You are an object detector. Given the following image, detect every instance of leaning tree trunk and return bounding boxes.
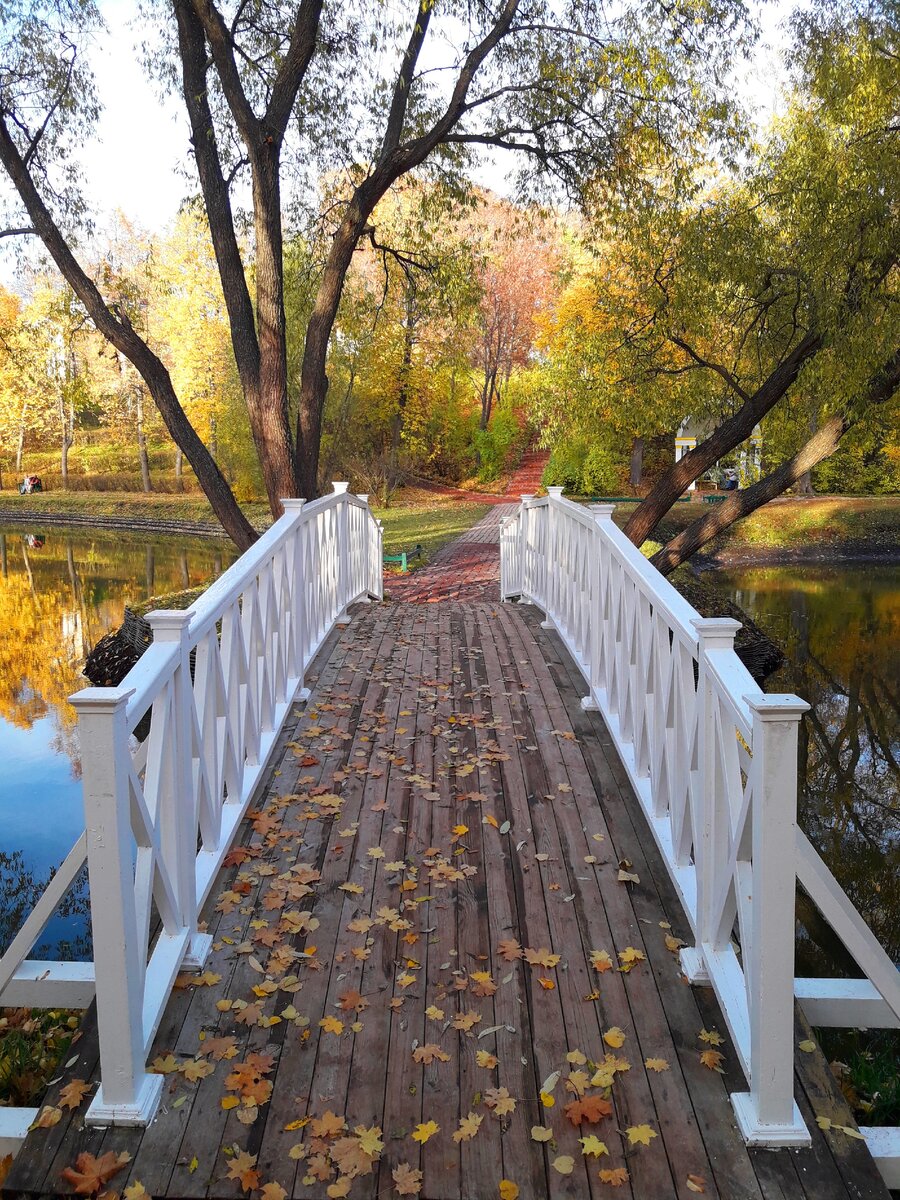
[623,331,822,548]
[136,390,152,493]
[174,446,184,491]
[629,436,644,488]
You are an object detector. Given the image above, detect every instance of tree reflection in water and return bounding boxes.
[0,526,235,959]
[715,563,900,970]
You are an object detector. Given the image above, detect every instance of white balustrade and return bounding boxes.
[0,487,382,1143]
[500,491,900,1178]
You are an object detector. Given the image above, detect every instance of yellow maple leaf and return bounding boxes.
[699,1049,725,1072]
[411,1120,439,1144]
[603,1026,626,1048]
[452,1112,483,1143]
[123,1184,150,1200]
[498,1181,519,1200]
[580,1135,609,1158]
[644,1057,670,1073]
[476,1050,499,1069]
[626,1124,657,1146]
[221,1095,240,1110]
[618,947,645,973]
[590,949,613,973]
[319,1016,344,1035]
[425,1004,445,1020]
[698,1028,724,1046]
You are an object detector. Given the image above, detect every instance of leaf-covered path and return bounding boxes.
[7,602,888,1200]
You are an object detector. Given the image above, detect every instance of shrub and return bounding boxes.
[542,440,588,491]
[473,408,523,483]
[580,443,623,496]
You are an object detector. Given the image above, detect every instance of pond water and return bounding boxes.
[0,525,236,960]
[713,563,900,973]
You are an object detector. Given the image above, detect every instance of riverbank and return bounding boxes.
[652,495,900,567]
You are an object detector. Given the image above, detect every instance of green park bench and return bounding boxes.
[702,494,728,505]
[384,543,423,572]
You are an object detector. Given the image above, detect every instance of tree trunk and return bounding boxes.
[209,415,218,461]
[136,390,152,493]
[174,446,184,491]
[61,428,70,489]
[0,112,258,551]
[651,347,900,574]
[386,284,416,500]
[296,200,373,498]
[629,436,644,488]
[15,421,23,474]
[623,331,822,547]
[796,413,817,495]
[0,534,7,578]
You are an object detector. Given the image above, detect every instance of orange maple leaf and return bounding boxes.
[563,1095,613,1126]
[60,1150,131,1195]
[58,1079,91,1110]
[598,1166,630,1187]
[413,1043,451,1064]
[523,946,560,968]
[497,938,523,961]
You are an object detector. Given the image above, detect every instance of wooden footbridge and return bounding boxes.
[2,488,898,1199]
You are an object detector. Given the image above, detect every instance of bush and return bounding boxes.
[542,440,588,491]
[580,443,623,495]
[473,408,524,483]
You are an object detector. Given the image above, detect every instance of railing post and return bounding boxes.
[731,693,810,1146]
[541,486,564,628]
[581,504,616,712]
[145,610,212,972]
[332,482,351,619]
[517,495,533,602]
[69,687,163,1127]
[681,617,742,982]
[375,518,384,600]
[281,498,310,701]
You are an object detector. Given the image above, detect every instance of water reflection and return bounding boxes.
[714,564,900,969]
[0,525,236,957]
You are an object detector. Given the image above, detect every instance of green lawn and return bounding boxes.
[373,498,490,565]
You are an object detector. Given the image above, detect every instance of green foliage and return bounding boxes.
[542,440,588,491]
[0,1008,80,1106]
[472,408,523,483]
[817,1029,900,1127]
[580,443,623,495]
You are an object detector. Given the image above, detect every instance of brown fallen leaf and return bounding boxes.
[413,1043,451,1064]
[452,1112,484,1143]
[598,1166,630,1186]
[30,1106,62,1129]
[523,947,560,968]
[58,1080,92,1110]
[564,1095,613,1126]
[224,1148,260,1191]
[60,1150,131,1195]
[687,1174,707,1193]
[392,1162,423,1195]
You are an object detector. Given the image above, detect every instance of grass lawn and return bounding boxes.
[649,494,900,554]
[0,485,490,565]
[373,493,490,565]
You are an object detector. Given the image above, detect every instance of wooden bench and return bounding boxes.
[383,543,422,572]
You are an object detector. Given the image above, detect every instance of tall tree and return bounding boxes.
[0,0,748,542]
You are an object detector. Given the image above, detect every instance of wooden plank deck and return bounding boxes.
[5,600,889,1200]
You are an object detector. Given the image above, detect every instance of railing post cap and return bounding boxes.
[692,616,742,642]
[356,493,369,503]
[546,486,565,497]
[331,481,350,494]
[280,497,307,511]
[519,493,534,502]
[744,693,810,720]
[145,608,193,636]
[591,503,616,519]
[69,686,134,712]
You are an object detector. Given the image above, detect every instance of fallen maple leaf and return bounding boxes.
[590,949,613,973]
[617,947,645,972]
[123,1183,150,1200]
[698,1028,724,1046]
[150,1053,180,1074]
[598,1166,630,1186]
[310,1110,347,1138]
[564,1095,613,1126]
[225,1148,260,1191]
[523,947,560,968]
[484,1086,516,1116]
[338,988,369,1013]
[580,1135,609,1158]
[452,1112,483,1142]
[496,936,525,964]
[602,1026,626,1048]
[644,1057,670,1073]
[625,1124,657,1146]
[260,1184,288,1200]
[413,1043,450,1064]
[476,1050,498,1069]
[699,1049,725,1072]
[182,1057,215,1082]
[58,1079,91,1110]
[498,1181,520,1200]
[319,1015,344,1035]
[392,1162,423,1195]
[60,1150,131,1195]
[411,1119,439,1144]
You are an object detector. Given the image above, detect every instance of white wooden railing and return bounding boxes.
[0,485,382,1146]
[501,489,900,1182]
